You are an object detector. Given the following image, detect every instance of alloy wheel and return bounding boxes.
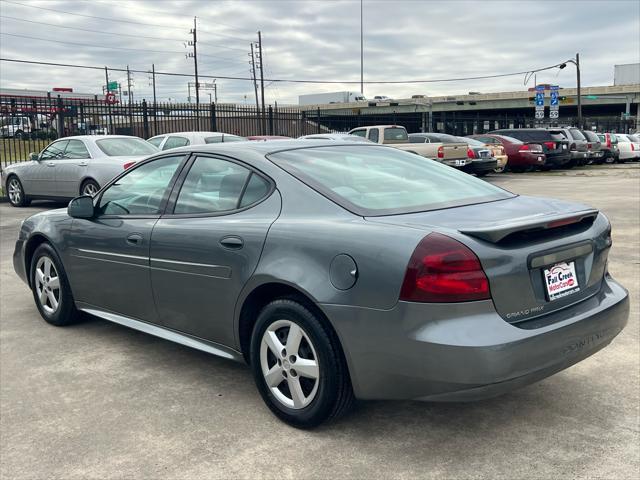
[34,256,61,315]
[260,319,320,409]
[8,178,22,205]
[82,182,99,196]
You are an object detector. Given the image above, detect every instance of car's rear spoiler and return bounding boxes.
[459,209,599,243]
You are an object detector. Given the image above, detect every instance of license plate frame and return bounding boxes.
[543,261,580,301]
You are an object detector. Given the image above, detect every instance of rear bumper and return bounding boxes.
[462,158,498,174]
[323,276,628,401]
[546,152,572,167]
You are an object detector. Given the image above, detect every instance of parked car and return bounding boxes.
[373,95,391,102]
[491,128,572,168]
[349,126,470,169]
[454,136,498,176]
[581,130,603,164]
[469,134,546,173]
[147,131,246,150]
[298,133,371,142]
[463,136,508,173]
[596,133,620,164]
[14,141,629,428]
[247,135,292,141]
[1,135,158,207]
[615,134,640,162]
[547,127,589,167]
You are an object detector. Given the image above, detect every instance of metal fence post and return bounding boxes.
[268,105,274,135]
[316,107,321,134]
[56,96,65,138]
[210,103,217,132]
[142,100,150,138]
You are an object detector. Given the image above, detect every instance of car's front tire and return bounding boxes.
[250,299,354,428]
[30,243,82,327]
[6,175,30,207]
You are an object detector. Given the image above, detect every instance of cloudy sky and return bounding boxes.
[0,0,638,104]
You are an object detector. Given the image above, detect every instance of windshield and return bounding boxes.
[269,146,513,216]
[96,137,159,156]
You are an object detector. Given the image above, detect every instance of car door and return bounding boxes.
[55,138,92,197]
[23,140,68,196]
[149,154,280,347]
[65,154,188,322]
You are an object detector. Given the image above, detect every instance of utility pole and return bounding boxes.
[104,66,113,133]
[257,31,266,134]
[188,83,192,103]
[576,53,582,129]
[188,17,200,107]
[126,65,133,104]
[151,63,157,108]
[250,43,260,114]
[360,0,364,96]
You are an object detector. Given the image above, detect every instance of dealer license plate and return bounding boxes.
[543,261,580,301]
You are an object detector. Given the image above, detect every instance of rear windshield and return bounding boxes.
[496,135,523,144]
[383,127,408,142]
[616,135,630,142]
[268,146,513,216]
[627,134,639,142]
[569,129,586,141]
[583,130,600,142]
[96,137,158,156]
[427,134,459,143]
[497,130,551,141]
[459,137,484,147]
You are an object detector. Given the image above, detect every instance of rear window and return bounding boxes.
[96,137,158,156]
[627,134,639,142]
[616,135,630,142]
[383,127,408,142]
[583,131,600,142]
[427,134,459,143]
[498,130,551,141]
[268,146,513,216]
[569,129,586,141]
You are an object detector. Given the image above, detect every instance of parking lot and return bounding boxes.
[1,165,638,479]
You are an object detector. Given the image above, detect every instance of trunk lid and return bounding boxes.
[366,195,611,325]
[441,143,468,160]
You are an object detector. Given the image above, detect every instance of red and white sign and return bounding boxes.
[544,261,580,301]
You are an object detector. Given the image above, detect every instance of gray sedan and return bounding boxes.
[1,135,159,206]
[13,141,629,428]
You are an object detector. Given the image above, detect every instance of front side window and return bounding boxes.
[40,140,69,160]
[368,129,379,143]
[173,156,270,214]
[163,136,190,150]
[64,139,90,159]
[96,137,158,156]
[97,155,184,216]
[269,146,513,216]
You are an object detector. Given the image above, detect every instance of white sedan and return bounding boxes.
[1,135,158,207]
[615,134,640,161]
[147,131,246,150]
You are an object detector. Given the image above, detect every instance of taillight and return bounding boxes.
[632,143,636,151]
[400,233,491,303]
[587,143,592,149]
[606,134,611,148]
[123,161,136,169]
[519,144,530,152]
[467,148,475,159]
[570,143,577,151]
[544,141,555,150]
[437,146,444,159]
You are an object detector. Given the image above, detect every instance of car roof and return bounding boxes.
[58,135,144,141]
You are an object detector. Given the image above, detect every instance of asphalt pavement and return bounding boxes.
[1,165,638,479]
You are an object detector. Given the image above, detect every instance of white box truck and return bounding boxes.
[299,91,366,105]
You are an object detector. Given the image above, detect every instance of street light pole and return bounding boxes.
[559,53,582,128]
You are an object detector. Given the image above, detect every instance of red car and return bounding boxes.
[469,134,546,173]
[247,135,291,141]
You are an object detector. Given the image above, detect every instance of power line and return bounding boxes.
[2,0,190,30]
[0,32,246,62]
[0,57,571,85]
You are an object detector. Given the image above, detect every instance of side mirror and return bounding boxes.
[29,152,39,161]
[67,196,95,219]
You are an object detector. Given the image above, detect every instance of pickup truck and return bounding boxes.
[348,125,470,168]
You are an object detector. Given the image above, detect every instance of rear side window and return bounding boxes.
[350,129,366,137]
[147,136,164,148]
[173,157,270,215]
[383,128,408,142]
[368,129,379,142]
[163,136,190,150]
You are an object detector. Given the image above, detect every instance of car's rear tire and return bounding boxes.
[80,178,100,197]
[250,298,354,428]
[30,243,82,327]
[6,175,30,207]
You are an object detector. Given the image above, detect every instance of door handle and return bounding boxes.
[220,236,244,249]
[126,233,143,246]
[47,162,55,167]
[78,162,88,167]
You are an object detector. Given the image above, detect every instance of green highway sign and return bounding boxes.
[107,81,119,91]
[585,95,598,100]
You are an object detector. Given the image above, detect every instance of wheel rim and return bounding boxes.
[82,182,98,196]
[8,178,22,204]
[260,319,320,409]
[34,256,61,315]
